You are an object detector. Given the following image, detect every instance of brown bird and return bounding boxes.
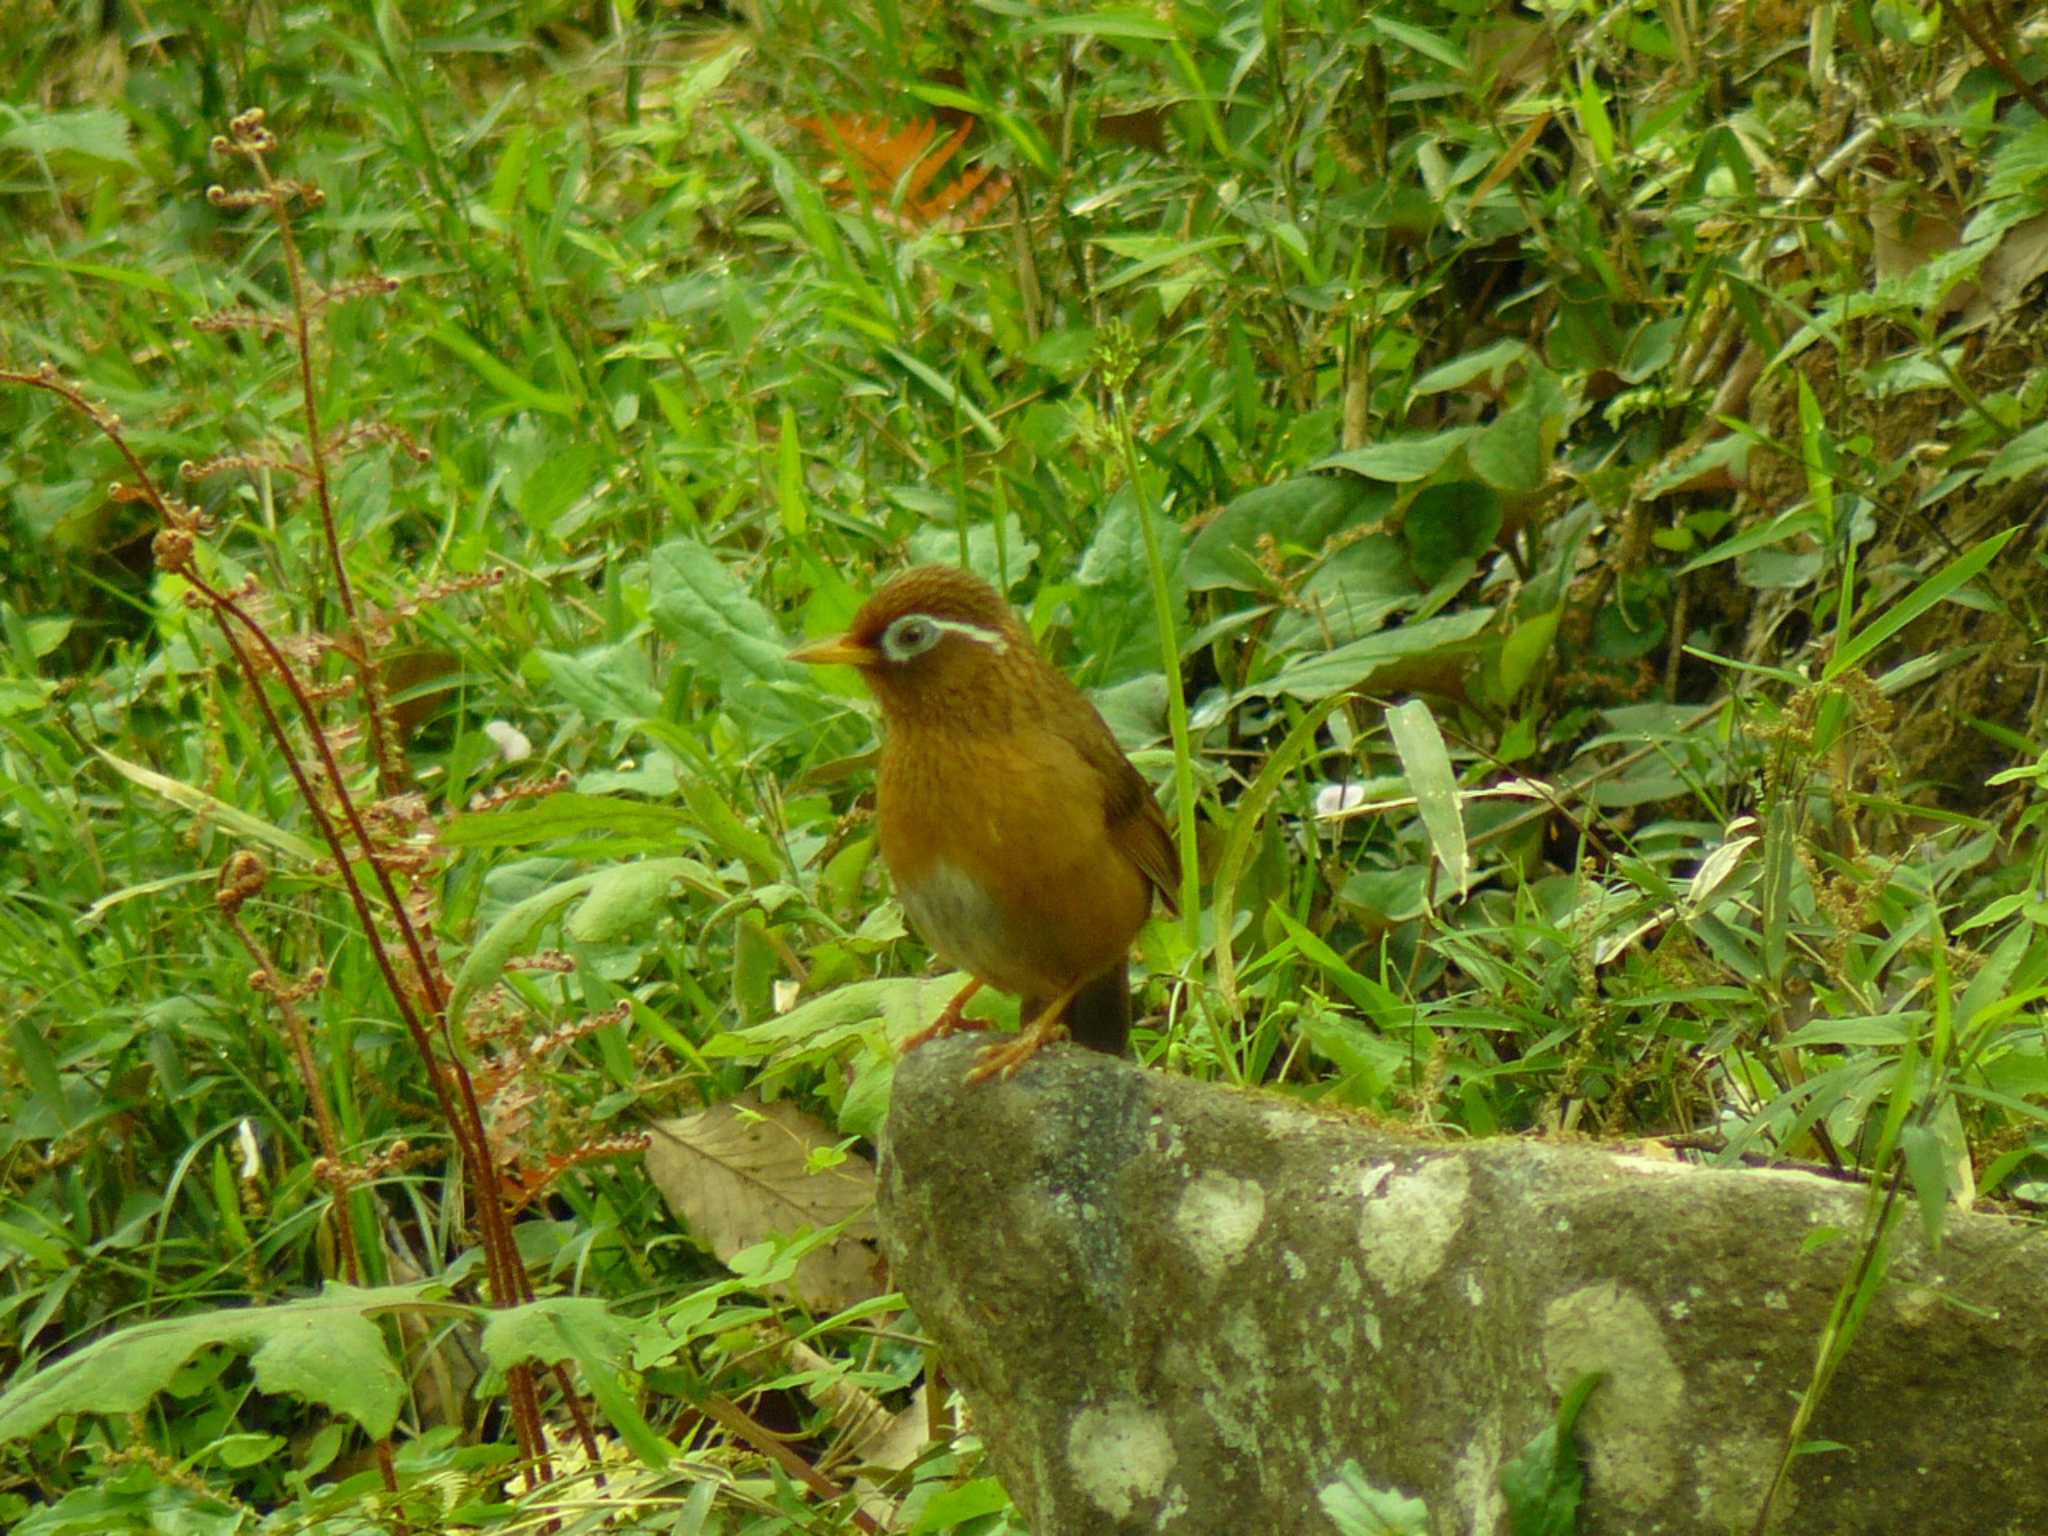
[790,565,1180,1080]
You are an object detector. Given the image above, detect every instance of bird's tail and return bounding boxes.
[1058,964,1132,1057]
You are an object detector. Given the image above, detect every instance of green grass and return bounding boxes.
[3,2,2047,1531]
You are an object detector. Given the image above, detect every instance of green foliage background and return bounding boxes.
[3,0,2047,1530]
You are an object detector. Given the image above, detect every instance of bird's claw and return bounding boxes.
[965,1014,1069,1083]
[899,978,990,1057]
[899,1002,991,1056]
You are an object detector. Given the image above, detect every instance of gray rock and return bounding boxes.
[877,1037,2048,1535]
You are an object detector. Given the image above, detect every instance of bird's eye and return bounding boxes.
[882,615,941,661]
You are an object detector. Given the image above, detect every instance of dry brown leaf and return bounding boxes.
[1869,184,1965,289]
[645,1095,882,1311]
[1954,213,2048,336]
[774,1335,928,1474]
[764,1334,928,1529]
[1468,20,1553,97]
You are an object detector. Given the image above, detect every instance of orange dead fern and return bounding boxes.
[797,114,1011,231]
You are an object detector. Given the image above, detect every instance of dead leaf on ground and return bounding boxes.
[772,1335,929,1475]
[645,1095,882,1312]
[1954,213,2048,336]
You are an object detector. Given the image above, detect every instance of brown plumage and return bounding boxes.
[790,565,1179,1078]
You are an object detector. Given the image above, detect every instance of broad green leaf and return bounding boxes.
[1500,1371,1602,1536]
[1187,475,1391,591]
[550,1305,671,1469]
[1781,1017,1932,1051]
[912,1477,1013,1532]
[478,1298,669,1467]
[479,1295,635,1374]
[1590,582,1667,661]
[1072,483,1186,681]
[210,1433,287,1469]
[1387,699,1468,897]
[1955,922,2038,1041]
[513,441,601,532]
[0,678,57,716]
[1796,374,1835,548]
[24,615,71,656]
[446,858,720,1030]
[1413,339,1531,395]
[1403,481,1501,586]
[0,1282,450,1442]
[1268,533,1417,651]
[1318,428,1476,484]
[1469,377,1560,494]
[1676,505,1821,575]
[448,870,605,1031]
[1318,1458,1431,1535]
[439,794,698,849]
[1575,64,1615,166]
[0,1214,69,1268]
[10,479,93,545]
[1297,1010,1408,1091]
[704,975,970,1057]
[534,641,662,721]
[905,512,1040,583]
[649,539,822,734]
[1499,609,1561,698]
[1691,124,1757,203]
[1899,1124,1951,1251]
[486,121,531,217]
[677,775,788,881]
[1644,434,1752,501]
[1254,608,1493,701]
[1091,234,1242,294]
[566,860,694,942]
[776,399,807,537]
[1982,420,2048,486]
[1210,695,1345,1020]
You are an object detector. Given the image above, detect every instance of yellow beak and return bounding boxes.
[788,633,879,668]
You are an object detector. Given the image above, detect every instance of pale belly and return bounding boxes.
[895,854,1146,999]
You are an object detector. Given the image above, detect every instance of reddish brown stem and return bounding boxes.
[700,1395,882,1535]
[244,145,405,799]
[1948,4,2048,122]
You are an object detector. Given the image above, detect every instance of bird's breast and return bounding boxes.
[876,725,1151,997]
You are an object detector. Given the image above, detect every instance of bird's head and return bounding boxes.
[789,565,1034,726]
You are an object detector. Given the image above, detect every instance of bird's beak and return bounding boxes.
[788,633,878,668]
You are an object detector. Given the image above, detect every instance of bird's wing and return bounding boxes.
[1085,728,1183,918]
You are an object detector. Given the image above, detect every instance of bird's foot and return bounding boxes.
[899,979,989,1056]
[965,985,1080,1083]
[966,1018,1067,1082]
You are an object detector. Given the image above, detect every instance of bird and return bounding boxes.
[789,564,1180,1081]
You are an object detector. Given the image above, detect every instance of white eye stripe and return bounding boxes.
[879,612,1009,662]
[928,617,1008,652]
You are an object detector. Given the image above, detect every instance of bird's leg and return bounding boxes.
[967,978,1084,1083]
[899,977,989,1055]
